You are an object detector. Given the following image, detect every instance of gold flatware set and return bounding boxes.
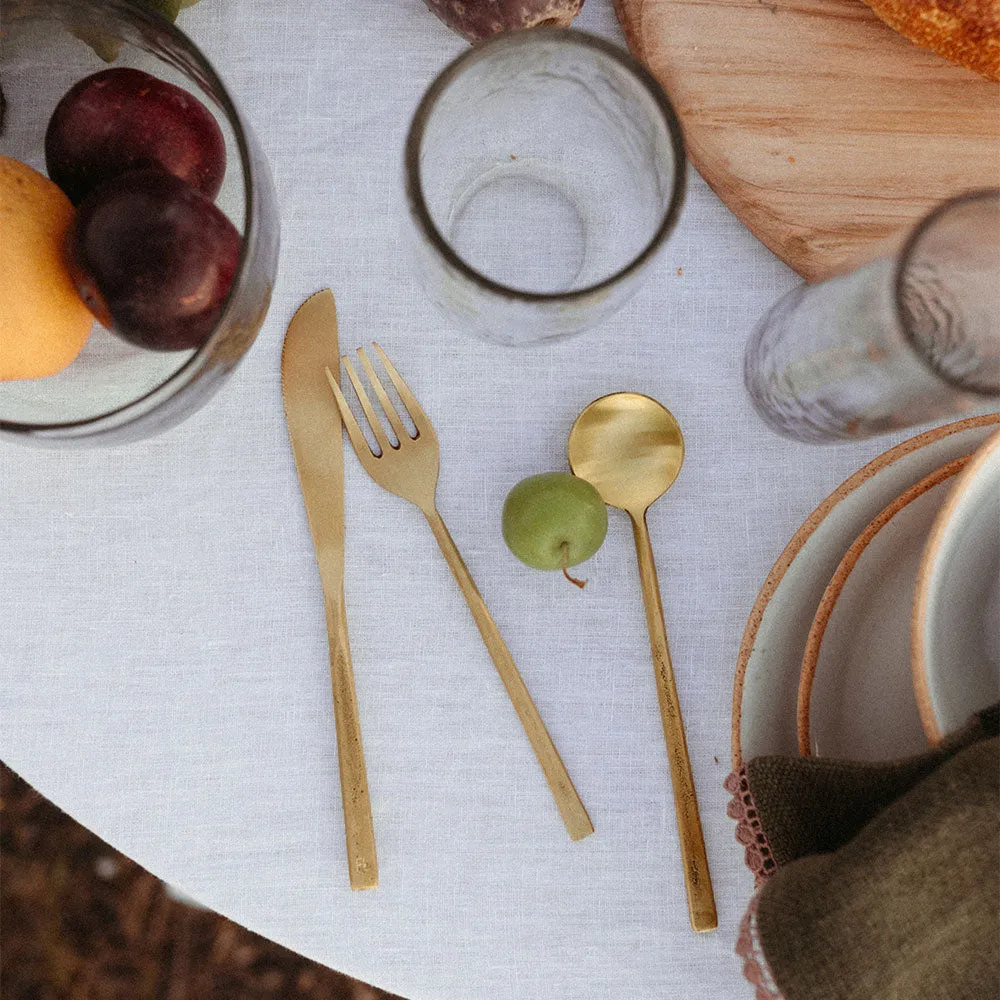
[324,343,594,844]
[283,290,714,929]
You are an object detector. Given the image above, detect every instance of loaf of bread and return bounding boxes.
[860,0,999,81]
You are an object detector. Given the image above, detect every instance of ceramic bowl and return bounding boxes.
[912,429,1000,743]
[797,456,968,759]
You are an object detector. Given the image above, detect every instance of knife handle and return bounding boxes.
[326,592,378,890]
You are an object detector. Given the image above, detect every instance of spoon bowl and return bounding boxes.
[567,392,684,515]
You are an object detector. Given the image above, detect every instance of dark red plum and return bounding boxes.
[46,68,226,205]
[69,170,241,352]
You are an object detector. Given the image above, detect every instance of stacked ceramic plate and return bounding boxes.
[733,414,1000,767]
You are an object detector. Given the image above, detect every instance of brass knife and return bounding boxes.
[281,289,377,890]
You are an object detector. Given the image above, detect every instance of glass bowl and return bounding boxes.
[0,0,279,445]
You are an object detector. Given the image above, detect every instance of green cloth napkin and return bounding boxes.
[725,706,999,1000]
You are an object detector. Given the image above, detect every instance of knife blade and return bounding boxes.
[281,289,377,891]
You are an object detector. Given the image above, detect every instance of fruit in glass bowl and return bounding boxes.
[0,155,92,381]
[69,169,241,352]
[45,67,226,206]
[0,0,278,445]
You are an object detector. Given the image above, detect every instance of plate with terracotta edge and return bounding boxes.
[797,455,971,761]
[733,412,1000,769]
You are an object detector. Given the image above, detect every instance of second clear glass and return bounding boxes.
[404,29,686,347]
[744,189,1000,442]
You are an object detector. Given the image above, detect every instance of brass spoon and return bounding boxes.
[568,392,717,932]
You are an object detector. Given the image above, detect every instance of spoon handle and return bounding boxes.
[631,513,717,932]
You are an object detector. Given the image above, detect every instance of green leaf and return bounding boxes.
[139,0,185,21]
[73,26,124,63]
[74,0,205,62]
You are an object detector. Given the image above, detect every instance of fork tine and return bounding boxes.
[371,342,433,438]
[342,355,392,455]
[325,367,379,463]
[356,347,410,442]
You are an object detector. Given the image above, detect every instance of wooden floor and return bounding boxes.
[0,763,402,1000]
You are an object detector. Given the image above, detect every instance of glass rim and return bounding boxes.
[0,0,259,440]
[894,186,1000,399]
[403,27,687,305]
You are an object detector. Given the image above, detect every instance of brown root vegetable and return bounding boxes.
[423,0,584,43]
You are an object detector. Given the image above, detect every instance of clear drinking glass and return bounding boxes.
[744,190,1000,442]
[0,0,280,446]
[404,28,686,346]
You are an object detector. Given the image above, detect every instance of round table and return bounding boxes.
[0,2,903,997]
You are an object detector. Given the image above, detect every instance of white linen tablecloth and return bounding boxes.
[1,2,908,997]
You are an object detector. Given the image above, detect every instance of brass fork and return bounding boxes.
[325,345,594,842]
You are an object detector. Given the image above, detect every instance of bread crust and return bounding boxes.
[860,0,999,81]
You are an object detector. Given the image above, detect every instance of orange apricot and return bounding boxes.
[1,155,93,381]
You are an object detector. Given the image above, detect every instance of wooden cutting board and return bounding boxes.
[615,0,1000,279]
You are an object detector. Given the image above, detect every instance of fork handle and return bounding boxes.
[326,591,379,890]
[424,509,594,842]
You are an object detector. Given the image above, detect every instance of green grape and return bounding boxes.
[502,473,608,586]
